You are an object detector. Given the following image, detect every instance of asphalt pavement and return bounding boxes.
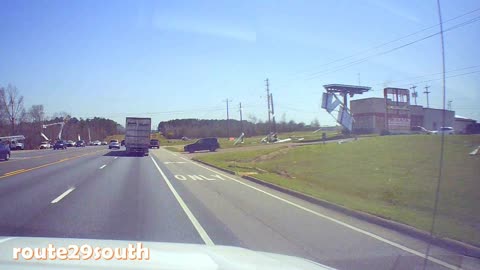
[0,146,478,270]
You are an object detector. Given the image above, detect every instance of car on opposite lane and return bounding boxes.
[108,140,121,149]
[53,140,67,150]
[9,139,24,150]
[0,143,11,161]
[184,137,219,153]
[39,141,51,149]
[75,140,86,147]
[66,140,75,147]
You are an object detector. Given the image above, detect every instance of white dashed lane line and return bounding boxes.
[51,187,75,204]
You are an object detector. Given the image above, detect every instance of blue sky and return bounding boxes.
[0,0,479,127]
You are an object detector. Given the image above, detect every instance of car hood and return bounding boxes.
[0,237,334,270]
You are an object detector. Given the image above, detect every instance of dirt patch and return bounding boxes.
[252,147,293,163]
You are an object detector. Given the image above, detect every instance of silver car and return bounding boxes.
[108,139,121,149]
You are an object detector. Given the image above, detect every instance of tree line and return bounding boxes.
[158,118,321,139]
[0,84,123,149]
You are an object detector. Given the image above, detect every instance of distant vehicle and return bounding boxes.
[9,139,24,150]
[75,140,86,147]
[108,139,121,149]
[39,141,51,149]
[184,137,219,153]
[149,139,160,149]
[93,140,101,146]
[101,141,108,145]
[0,143,11,161]
[53,140,67,150]
[66,140,75,147]
[121,139,125,146]
[125,117,151,156]
[437,127,455,135]
[410,126,434,135]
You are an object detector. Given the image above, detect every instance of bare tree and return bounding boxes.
[247,114,258,124]
[27,105,45,123]
[0,84,25,134]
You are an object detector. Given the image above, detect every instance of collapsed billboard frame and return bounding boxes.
[322,84,371,131]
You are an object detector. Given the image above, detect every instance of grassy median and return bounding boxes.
[159,131,342,152]
[195,135,480,246]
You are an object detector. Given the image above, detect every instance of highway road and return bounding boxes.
[0,146,478,270]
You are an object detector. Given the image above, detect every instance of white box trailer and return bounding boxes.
[125,117,151,156]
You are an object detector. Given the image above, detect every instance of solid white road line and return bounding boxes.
[0,237,14,244]
[99,164,107,169]
[150,156,214,246]
[114,157,118,159]
[51,187,75,204]
[175,152,460,270]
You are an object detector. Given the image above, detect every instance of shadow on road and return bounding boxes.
[103,151,147,157]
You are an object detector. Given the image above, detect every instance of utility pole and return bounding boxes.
[265,78,271,132]
[270,94,276,133]
[447,100,452,111]
[411,85,418,105]
[239,102,243,133]
[424,85,431,108]
[224,99,232,138]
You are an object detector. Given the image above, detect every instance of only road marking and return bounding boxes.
[0,149,106,179]
[99,164,107,169]
[150,157,214,246]
[51,187,75,204]
[174,174,225,181]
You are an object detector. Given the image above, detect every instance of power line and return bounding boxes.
[394,70,480,88]
[274,7,480,87]
[265,78,271,131]
[224,98,232,138]
[411,85,418,105]
[305,15,480,80]
[424,85,431,108]
[270,93,276,133]
[370,65,479,87]
[239,102,243,133]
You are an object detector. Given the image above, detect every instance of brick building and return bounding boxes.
[350,97,454,134]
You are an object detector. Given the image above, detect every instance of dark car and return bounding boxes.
[184,137,219,153]
[53,140,67,150]
[150,139,160,149]
[75,140,86,147]
[0,143,11,161]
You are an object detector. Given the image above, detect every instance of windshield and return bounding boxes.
[0,1,478,270]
